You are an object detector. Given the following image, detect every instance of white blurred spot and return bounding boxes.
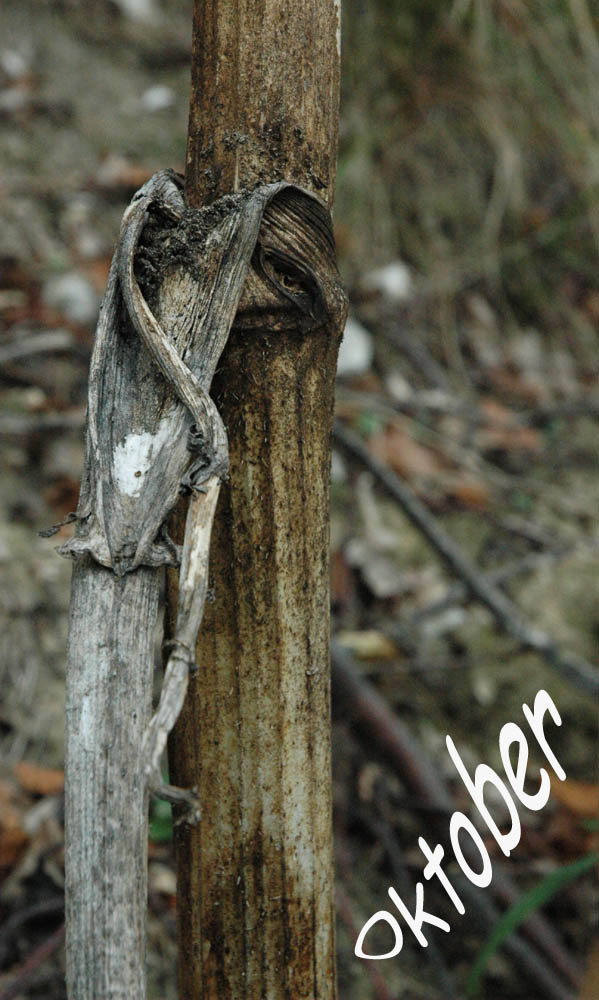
[331,449,347,483]
[385,371,413,403]
[472,670,497,707]
[141,85,175,113]
[43,272,99,326]
[149,862,177,895]
[364,260,413,303]
[113,0,157,21]
[0,49,30,79]
[337,316,373,377]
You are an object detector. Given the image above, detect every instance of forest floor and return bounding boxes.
[1,2,598,999]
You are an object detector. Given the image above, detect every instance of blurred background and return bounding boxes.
[0,1,597,997]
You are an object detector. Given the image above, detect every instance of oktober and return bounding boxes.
[355,689,566,960]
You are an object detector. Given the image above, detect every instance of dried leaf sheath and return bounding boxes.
[141,475,221,800]
[62,171,346,999]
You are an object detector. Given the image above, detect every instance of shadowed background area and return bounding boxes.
[0,1,597,998]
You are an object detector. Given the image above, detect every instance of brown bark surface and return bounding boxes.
[167,1,344,997]
[184,0,340,209]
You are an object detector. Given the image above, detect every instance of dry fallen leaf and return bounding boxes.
[485,366,545,405]
[579,937,599,1000]
[0,778,28,831]
[550,776,599,821]
[583,290,599,324]
[43,477,81,519]
[445,477,491,510]
[80,256,112,293]
[358,763,383,803]
[0,779,17,806]
[14,761,65,797]
[330,547,355,610]
[0,826,29,870]
[477,397,542,454]
[369,422,445,482]
[95,152,155,192]
[0,778,30,872]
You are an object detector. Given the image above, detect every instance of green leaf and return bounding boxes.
[149,797,173,843]
[580,818,599,833]
[355,412,383,438]
[510,489,533,512]
[466,852,599,998]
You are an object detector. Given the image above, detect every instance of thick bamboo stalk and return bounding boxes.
[167,1,344,997]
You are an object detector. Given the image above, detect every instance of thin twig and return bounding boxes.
[332,640,452,811]
[0,922,65,1000]
[519,398,599,426]
[401,550,571,632]
[379,322,450,391]
[495,514,563,551]
[335,386,599,516]
[334,387,532,494]
[0,898,64,967]
[357,805,459,1000]
[335,884,394,1000]
[0,330,74,365]
[336,385,599,428]
[0,407,86,436]
[333,420,599,695]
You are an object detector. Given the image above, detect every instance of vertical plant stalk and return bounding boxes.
[167,1,346,997]
[62,172,223,1000]
[65,562,158,1000]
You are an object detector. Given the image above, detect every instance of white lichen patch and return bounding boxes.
[113,414,173,496]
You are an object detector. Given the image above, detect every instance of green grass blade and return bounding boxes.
[466,852,599,998]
